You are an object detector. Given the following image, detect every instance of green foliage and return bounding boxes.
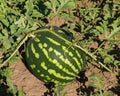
[0,0,49,95]
[53,84,67,96]
[44,0,77,16]
[0,0,120,96]
[76,0,120,67]
[89,74,116,96]
[0,0,49,64]
[0,68,24,96]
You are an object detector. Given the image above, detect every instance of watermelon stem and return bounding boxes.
[47,29,114,73]
[0,29,50,68]
[0,28,114,74]
[74,44,113,73]
[0,35,28,68]
[28,29,114,73]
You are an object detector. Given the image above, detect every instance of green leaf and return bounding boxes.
[1,19,9,27]
[44,1,53,9]
[104,55,114,64]
[10,24,18,34]
[3,39,11,49]
[8,56,19,64]
[103,4,112,20]
[32,10,44,18]
[0,67,12,77]
[2,29,8,37]
[68,1,76,8]
[15,17,26,27]
[7,78,18,96]
[18,90,25,96]
[96,26,104,33]
[90,74,104,90]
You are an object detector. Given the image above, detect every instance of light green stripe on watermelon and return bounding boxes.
[61,45,80,69]
[34,37,40,42]
[48,47,54,52]
[37,41,76,76]
[40,74,44,77]
[37,69,40,73]
[39,44,75,76]
[40,62,47,70]
[45,75,51,81]
[26,47,29,58]
[38,43,43,49]
[73,57,81,69]
[68,51,73,57]
[51,47,78,74]
[54,49,61,56]
[46,37,61,46]
[43,43,48,48]
[62,46,68,52]
[51,59,75,77]
[25,30,86,85]
[48,69,73,80]
[30,64,36,69]
[31,43,40,59]
[61,46,74,57]
[42,35,79,75]
[59,55,79,73]
[75,50,81,58]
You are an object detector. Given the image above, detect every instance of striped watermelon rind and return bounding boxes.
[25,28,86,85]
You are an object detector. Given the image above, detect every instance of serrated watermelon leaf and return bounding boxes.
[10,24,18,34]
[8,56,19,64]
[1,19,9,27]
[96,26,104,33]
[32,10,44,18]
[44,2,53,9]
[63,0,76,9]
[6,78,18,96]
[15,17,26,27]
[3,39,11,49]
[2,29,8,37]
[18,90,25,96]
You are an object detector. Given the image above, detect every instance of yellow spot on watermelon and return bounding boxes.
[43,43,48,47]
[38,43,43,49]
[31,43,40,58]
[30,64,36,69]
[34,37,40,42]
[48,47,53,52]
[68,52,73,57]
[41,62,47,70]
[46,37,61,46]
[75,50,81,58]
[54,49,61,56]
[37,69,40,73]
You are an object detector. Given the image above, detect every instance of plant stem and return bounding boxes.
[93,40,106,55]
[0,36,28,68]
[74,44,113,73]
[0,28,114,73]
[0,29,49,68]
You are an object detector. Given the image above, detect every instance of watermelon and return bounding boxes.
[25,28,86,85]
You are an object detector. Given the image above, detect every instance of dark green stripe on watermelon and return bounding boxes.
[25,30,86,85]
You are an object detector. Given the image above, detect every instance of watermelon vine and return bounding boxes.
[0,28,113,73]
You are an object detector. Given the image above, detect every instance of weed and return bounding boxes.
[0,0,120,96]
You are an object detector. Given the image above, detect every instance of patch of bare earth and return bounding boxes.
[10,59,118,96]
[10,60,80,96]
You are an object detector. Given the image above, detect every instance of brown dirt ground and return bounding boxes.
[10,59,119,96]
